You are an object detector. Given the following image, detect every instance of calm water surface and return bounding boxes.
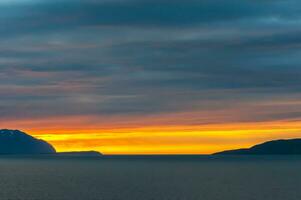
[0,156,301,200]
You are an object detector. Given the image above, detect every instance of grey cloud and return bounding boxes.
[0,0,301,37]
[0,0,301,123]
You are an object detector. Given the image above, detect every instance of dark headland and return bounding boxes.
[214,138,301,155]
[0,129,102,156]
[0,129,56,154]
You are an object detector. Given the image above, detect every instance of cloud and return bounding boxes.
[0,0,301,124]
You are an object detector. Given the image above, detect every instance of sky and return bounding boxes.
[1,0,301,154]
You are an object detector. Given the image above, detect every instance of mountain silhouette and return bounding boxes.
[214,138,301,155]
[0,129,56,154]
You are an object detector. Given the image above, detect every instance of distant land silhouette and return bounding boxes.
[0,129,56,154]
[0,129,102,156]
[214,138,301,155]
[57,151,102,157]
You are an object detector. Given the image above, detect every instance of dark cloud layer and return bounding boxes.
[1,0,301,124]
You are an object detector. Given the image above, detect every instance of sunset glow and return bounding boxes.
[15,119,301,154]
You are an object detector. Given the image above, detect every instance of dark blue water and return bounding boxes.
[0,155,301,200]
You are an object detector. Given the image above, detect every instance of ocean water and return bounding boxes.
[0,156,301,200]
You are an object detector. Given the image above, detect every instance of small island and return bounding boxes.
[57,151,103,157]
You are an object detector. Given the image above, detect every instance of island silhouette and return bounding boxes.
[214,138,301,155]
[0,129,56,154]
[0,129,102,156]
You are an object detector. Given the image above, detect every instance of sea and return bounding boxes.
[0,155,300,200]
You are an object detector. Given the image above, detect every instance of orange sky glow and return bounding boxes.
[2,115,301,155]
